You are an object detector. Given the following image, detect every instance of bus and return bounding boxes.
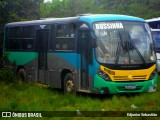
[3,14,158,94]
[146,17,160,29]
[146,18,160,72]
[150,29,160,72]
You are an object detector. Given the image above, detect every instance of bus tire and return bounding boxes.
[17,68,27,82]
[63,73,75,93]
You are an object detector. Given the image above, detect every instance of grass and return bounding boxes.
[0,77,160,120]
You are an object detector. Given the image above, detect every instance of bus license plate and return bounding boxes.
[125,84,136,90]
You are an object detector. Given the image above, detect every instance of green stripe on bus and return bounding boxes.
[6,51,38,65]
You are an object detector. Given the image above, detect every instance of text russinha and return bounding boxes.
[94,23,124,29]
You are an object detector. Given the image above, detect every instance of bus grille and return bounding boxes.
[113,75,147,81]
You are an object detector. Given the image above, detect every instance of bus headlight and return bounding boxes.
[97,69,111,81]
[149,69,157,80]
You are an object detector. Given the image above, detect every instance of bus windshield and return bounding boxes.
[93,21,156,64]
[152,31,160,49]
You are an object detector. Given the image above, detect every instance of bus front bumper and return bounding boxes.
[93,74,158,94]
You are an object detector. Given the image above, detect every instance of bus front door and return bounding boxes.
[79,30,91,90]
[36,29,49,83]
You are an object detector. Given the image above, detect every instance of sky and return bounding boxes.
[44,0,52,3]
[44,0,63,3]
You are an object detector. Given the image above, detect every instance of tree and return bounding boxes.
[40,0,102,18]
[0,0,43,25]
[0,0,43,57]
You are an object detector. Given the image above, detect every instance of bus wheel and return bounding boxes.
[64,73,75,93]
[17,69,27,82]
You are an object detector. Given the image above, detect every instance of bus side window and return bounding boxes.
[10,27,21,38]
[21,39,33,50]
[9,38,21,50]
[9,27,21,50]
[55,23,76,51]
[21,26,35,51]
[22,26,34,38]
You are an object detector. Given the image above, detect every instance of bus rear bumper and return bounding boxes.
[93,74,158,94]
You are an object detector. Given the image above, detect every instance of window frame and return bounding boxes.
[54,23,77,52]
[21,26,35,51]
[7,26,36,51]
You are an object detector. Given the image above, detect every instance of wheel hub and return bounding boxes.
[66,80,74,92]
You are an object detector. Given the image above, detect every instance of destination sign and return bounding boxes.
[95,23,124,29]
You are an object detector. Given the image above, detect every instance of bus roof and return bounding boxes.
[146,17,160,22]
[5,14,145,27]
[79,14,145,24]
[5,17,79,27]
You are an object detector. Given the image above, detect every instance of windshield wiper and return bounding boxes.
[115,31,129,64]
[125,31,147,65]
[128,40,146,64]
[115,31,146,64]
[125,31,146,64]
